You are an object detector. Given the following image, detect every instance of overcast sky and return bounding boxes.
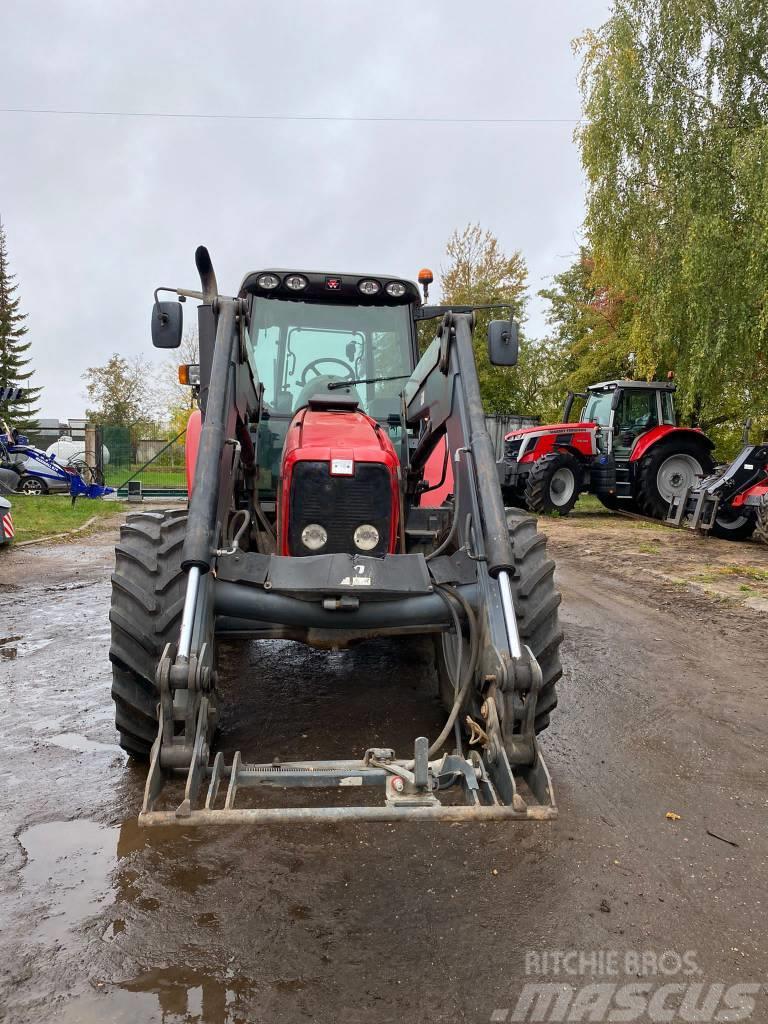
[0,0,609,421]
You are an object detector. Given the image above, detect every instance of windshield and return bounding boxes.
[247,297,413,419]
[582,390,613,426]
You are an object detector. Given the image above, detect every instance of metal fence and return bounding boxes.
[98,424,188,497]
[485,414,539,459]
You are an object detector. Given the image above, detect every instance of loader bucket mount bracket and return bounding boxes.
[140,645,557,826]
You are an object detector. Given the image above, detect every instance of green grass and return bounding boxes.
[6,494,123,543]
[638,542,662,554]
[104,465,186,489]
[573,493,612,515]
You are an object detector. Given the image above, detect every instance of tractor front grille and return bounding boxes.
[288,460,392,557]
[504,437,523,462]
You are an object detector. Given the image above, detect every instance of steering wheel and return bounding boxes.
[297,357,355,386]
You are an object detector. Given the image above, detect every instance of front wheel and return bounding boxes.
[109,509,189,759]
[525,451,582,516]
[434,509,563,734]
[636,442,714,520]
[19,476,47,495]
[711,510,755,541]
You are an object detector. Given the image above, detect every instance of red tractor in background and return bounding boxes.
[499,379,739,530]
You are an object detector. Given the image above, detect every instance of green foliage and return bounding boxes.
[439,223,550,415]
[574,0,768,454]
[83,353,157,430]
[0,219,41,427]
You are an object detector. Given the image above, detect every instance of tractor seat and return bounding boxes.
[293,375,362,412]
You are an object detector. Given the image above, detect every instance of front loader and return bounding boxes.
[110,248,563,825]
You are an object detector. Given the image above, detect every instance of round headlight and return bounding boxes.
[257,273,281,290]
[284,274,308,291]
[358,279,381,296]
[385,281,406,298]
[301,524,328,551]
[353,524,380,551]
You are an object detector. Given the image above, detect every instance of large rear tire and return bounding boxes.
[636,441,714,520]
[109,510,188,759]
[525,451,581,516]
[435,509,563,734]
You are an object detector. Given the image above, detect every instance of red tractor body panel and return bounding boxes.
[732,481,768,508]
[185,409,202,495]
[628,425,713,462]
[420,436,454,507]
[278,406,400,556]
[504,423,597,463]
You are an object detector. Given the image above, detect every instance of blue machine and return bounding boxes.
[0,426,114,500]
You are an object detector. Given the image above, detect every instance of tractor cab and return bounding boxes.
[237,270,421,501]
[580,379,677,458]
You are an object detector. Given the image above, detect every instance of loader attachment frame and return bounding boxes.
[137,255,557,826]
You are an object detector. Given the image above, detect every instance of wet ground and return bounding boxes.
[0,521,766,1023]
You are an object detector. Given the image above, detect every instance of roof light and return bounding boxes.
[256,273,281,290]
[284,273,308,291]
[358,279,381,296]
[385,281,406,298]
[417,267,434,301]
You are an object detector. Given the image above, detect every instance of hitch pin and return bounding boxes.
[177,566,201,660]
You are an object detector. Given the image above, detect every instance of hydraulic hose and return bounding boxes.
[427,584,479,757]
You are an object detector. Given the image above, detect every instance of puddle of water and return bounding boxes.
[54,969,252,1023]
[19,820,118,945]
[47,732,126,757]
[0,635,54,659]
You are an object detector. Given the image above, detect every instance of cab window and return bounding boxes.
[616,391,658,432]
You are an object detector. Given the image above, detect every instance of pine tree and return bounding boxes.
[0,218,41,428]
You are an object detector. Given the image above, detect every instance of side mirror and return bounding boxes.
[151,301,183,349]
[610,389,622,411]
[487,319,519,367]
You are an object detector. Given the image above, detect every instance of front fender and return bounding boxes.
[629,425,713,462]
[185,409,202,495]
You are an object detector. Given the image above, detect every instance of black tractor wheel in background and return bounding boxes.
[525,451,582,516]
[711,510,756,542]
[597,493,641,514]
[109,509,188,759]
[434,509,563,735]
[636,441,714,520]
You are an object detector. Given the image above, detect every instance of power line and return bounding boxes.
[0,106,579,126]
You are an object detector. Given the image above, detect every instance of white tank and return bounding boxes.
[45,435,111,467]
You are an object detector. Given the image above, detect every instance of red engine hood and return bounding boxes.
[282,406,397,463]
[504,422,596,440]
[278,404,402,557]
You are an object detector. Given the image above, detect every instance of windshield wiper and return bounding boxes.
[327,374,410,390]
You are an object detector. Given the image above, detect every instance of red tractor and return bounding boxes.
[502,379,720,523]
[109,248,564,827]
